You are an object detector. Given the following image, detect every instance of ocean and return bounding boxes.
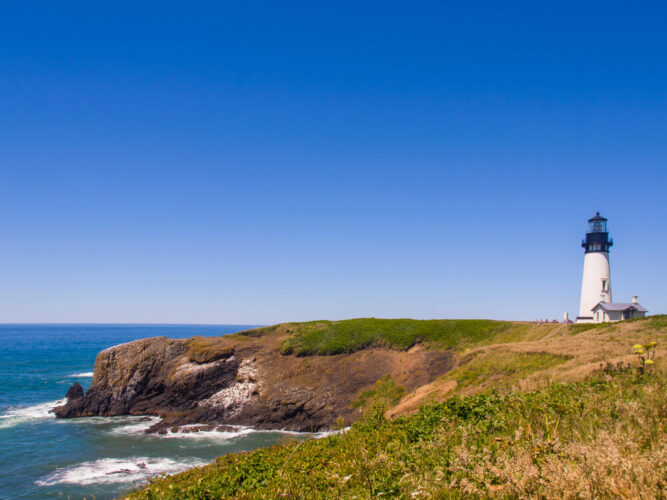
[0,324,298,499]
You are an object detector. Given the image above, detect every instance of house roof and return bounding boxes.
[592,302,648,313]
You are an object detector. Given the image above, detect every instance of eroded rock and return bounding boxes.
[54,332,456,433]
[65,382,84,400]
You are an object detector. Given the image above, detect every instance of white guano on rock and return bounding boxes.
[198,359,258,417]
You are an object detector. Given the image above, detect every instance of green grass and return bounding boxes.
[186,337,234,364]
[128,364,666,499]
[566,322,611,334]
[352,375,406,409]
[279,318,522,356]
[441,350,572,390]
[235,325,279,337]
[641,314,667,330]
[566,315,667,335]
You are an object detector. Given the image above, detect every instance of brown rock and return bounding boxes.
[65,382,84,400]
[53,328,456,433]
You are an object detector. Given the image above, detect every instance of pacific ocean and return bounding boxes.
[0,324,295,499]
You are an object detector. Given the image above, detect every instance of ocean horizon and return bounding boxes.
[0,323,298,499]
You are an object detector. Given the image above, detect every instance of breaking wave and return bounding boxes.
[148,425,349,441]
[68,372,94,378]
[35,457,207,486]
[155,425,256,441]
[0,399,66,430]
[104,416,162,435]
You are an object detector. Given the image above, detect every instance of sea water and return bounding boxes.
[0,325,296,499]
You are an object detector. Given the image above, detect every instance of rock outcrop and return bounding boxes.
[55,331,455,432]
[64,381,85,400]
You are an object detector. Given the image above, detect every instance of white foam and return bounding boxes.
[156,424,256,441]
[105,416,162,435]
[270,427,350,439]
[68,372,94,377]
[0,399,67,430]
[36,456,207,486]
[87,413,347,442]
[312,427,350,439]
[152,425,350,441]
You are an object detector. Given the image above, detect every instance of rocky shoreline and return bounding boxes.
[55,331,456,433]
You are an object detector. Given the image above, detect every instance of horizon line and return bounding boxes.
[0,322,266,327]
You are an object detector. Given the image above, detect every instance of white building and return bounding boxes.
[591,297,648,323]
[576,213,647,323]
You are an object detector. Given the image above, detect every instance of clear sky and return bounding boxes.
[1,1,665,324]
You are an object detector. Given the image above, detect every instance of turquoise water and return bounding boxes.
[0,325,294,499]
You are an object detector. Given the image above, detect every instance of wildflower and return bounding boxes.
[632,344,643,350]
[644,359,654,365]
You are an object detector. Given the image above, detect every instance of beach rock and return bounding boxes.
[65,382,84,400]
[54,330,456,433]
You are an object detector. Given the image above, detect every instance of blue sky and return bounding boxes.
[1,1,665,324]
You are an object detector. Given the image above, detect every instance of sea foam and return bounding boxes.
[105,416,162,435]
[35,457,207,486]
[151,425,349,441]
[0,399,66,430]
[155,424,256,441]
[68,372,94,378]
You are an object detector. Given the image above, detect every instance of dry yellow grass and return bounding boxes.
[385,380,457,419]
[390,317,667,417]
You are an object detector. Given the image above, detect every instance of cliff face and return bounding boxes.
[54,331,456,432]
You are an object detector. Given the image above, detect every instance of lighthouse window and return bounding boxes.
[602,280,608,291]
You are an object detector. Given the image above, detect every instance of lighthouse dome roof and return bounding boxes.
[588,212,607,222]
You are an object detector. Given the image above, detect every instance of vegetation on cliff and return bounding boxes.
[239,318,536,356]
[128,355,665,499]
[126,316,667,499]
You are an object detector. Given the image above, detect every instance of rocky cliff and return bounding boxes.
[54,327,456,432]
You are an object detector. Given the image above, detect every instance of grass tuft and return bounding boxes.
[186,337,234,364]
[353,375,406,409]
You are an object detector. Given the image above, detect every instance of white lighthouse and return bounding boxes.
[575,212,648,323]
[577,213,613,322]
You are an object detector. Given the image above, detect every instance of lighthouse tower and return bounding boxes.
[577,213,613,322]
